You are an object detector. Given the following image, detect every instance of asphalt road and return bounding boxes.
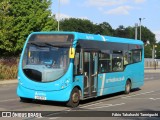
[0,72,160,120]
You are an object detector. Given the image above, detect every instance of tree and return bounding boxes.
[96,22,113,36]
[60,18,95,33]
[140,26,156,44]
[60,18,114,36]
[144,45,152,58]
[0,0,57,56]
[114,25,156,45]
[155,44,160,59]
[114,25,128,38]
[0,0,14,55]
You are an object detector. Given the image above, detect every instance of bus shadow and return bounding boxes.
[20,99,67,108]
[19,88,141,108]
[33,100,67,107]
[79,88,141,105]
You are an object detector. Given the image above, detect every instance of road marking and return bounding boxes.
[145,77,154,80]
[149,98,160,100]
[0,98,19,103]
[121,91,155,98]
[149,93,160,95]
[79,102,103,108]
[88,103,125,110]
[123,97,160,100]
[122,98,147,99]
[49,117,60,120]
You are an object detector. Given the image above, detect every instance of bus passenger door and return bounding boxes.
[83,52,98,98]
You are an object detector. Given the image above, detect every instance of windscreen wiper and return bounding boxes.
[29,42,46,47]
[45,42,72,48]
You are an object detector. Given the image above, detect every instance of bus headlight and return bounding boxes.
[61,79,70,89]
[18,76,23,85]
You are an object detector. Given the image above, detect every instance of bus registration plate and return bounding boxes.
[35,96,46,100]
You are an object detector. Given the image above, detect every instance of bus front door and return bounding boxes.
[83,52,98,98]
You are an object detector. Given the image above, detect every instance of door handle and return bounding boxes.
[91,72,97,77]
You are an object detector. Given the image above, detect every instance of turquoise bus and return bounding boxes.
[17,31,144,107]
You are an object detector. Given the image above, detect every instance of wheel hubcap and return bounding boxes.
[72,92,79,103]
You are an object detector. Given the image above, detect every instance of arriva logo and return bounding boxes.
[86,35,94,40]
[106,76,125,83]
[35,91,46,96]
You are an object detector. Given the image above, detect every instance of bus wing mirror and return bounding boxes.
[69,47,75,59]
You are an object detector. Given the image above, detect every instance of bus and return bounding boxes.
[17,31,144,107]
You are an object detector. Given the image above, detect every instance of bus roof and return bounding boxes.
[75,32,143,45]
[30,31,144,45]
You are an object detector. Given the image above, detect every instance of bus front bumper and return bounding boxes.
[17,83,72,102]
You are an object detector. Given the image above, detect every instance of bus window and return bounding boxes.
[74,51,80,75]
[112,51,123,72]
[124,51,129,65]
[132,49,142,63]
[123,50,132,65]
[98,53,111,73]
[84,52,90,74]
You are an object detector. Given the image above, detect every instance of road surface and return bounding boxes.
[0,72,159,120]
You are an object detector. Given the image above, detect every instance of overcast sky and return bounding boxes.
[51,0,160,42]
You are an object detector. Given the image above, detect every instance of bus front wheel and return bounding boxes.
[66,87,80,108]
[124,80,131,94]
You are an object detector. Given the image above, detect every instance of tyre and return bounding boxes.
[124,80,131,94]
[66,87,80,108]
[20,97,33,103]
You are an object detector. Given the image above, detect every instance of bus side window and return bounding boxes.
[132,49,142,63]
[98,53,111,73]
[128,49,142,64]
[74,52,80,75]
[112,51,123,72]
[74,49,83,75]
[124,51,132,65]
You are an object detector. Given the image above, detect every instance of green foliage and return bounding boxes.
[114,25,156,44]
[60,18,95,33]
[141,26,156,44]
[0,0,14,53]
[155,44,160,59]
[0,0,57,56]
[60,18,114,35]
[144,44,160,59]
[96,22,114,36]
[144,45,152,58]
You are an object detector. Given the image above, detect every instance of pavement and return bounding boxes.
[144,68,160,73]
[0,68,159,85]
[0,79,17,85]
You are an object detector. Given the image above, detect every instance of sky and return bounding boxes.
[51,0,160,42]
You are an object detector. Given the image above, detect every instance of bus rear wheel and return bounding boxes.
[66,87,80,108]
[124,80,131,94]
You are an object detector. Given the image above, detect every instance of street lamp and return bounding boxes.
[152,44,157,70]
[58,0,61,31]
[139,18,145,40]
[135,23,138,40]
